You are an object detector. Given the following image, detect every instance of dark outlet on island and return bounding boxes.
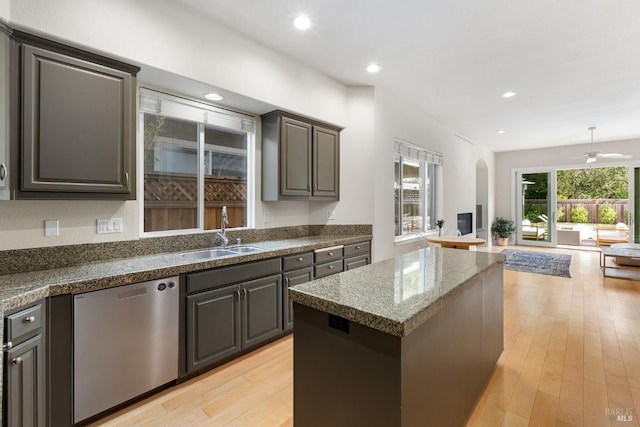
[328,314,349,333]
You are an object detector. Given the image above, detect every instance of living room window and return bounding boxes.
[140,88,255,234]
[394,139,442,240]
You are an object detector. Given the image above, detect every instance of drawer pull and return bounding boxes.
[25,316,36,324]
[3,341,13,351]
[297,257,303,262]
[355,245,361,249]
[328,252,334,257]
[328,265,334,269]
[12,357,22,365]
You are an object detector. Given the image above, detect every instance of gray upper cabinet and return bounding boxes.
[262,110,341,201]
[0,24,10,200]
[312,125,339,198]
[11,30,138,199]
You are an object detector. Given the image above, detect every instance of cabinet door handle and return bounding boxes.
[236,289,240,300]
[3,341,13,351]
[0,163,6,181]
[124,172,129,187]
[307,184,311,192]
[285,277,290,286]
[243,288,247,299]
[12,357,22,365]
[25,316,36,324]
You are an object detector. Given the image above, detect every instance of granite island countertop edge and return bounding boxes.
[289,256,504,337]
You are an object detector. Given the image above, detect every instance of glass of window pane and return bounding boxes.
[143,114,199,232]
[203,126,248,230]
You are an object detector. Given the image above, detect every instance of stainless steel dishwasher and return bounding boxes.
[73,276,179,423]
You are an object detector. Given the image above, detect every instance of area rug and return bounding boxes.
[500,249,572,278]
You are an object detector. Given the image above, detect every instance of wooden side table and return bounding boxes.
[426,236,486,250]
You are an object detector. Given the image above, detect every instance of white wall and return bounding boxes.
[0,0,353,250]
[372,87,495,261]
[494,138,640,220]
[0,0,8,22]
[0,1,493,256]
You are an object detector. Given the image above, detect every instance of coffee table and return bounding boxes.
[600,243,640,278]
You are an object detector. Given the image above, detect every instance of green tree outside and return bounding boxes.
[557,167,628,199]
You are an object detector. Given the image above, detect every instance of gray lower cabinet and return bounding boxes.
[4,301,46,427]
[344,241,371,271]
[314,246,344,278]
[0,24,10,200]
[283,267,313,332]
[241,275,283,348]
[262,110,341,201]
[185,258,283,375]
[186,285,241,373]
[11,30,138,199]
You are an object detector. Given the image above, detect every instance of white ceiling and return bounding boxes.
[175,0,640,153]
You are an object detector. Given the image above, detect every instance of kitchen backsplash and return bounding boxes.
[0,224,372,275]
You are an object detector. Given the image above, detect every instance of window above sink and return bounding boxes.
[140,88,256,236]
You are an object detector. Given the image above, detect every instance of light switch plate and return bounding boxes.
[327,211,335,220]
[45,220,59,237]
[97,218,123,234]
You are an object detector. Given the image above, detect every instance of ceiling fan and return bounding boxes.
[580,126,633,164]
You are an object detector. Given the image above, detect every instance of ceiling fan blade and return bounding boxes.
[598,153,633,159]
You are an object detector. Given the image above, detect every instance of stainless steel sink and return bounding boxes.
[180,248,237,260]
[228,245,263,253]
[180,246,263,260]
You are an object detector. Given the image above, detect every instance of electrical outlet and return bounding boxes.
[263,212,270,223]
[327,210,335,220]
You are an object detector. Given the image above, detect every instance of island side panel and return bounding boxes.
[293,303,402,427]
[400,280,484,427]
[400,265,503,427]
[482,265,504,383]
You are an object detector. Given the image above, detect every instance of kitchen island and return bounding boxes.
[289,247,504,427]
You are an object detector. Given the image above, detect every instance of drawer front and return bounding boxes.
[315,260,344,278]
[344,254,370,271]
[314,247,343,265]
[6,303,43,343]
[283,252,313,271]
[187,258,282,294]
[343,241,370,258]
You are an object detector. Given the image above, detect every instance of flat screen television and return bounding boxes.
[457,212,473,236]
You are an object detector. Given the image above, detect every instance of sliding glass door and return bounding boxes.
[515,170,556,247]
[630,165,640,243]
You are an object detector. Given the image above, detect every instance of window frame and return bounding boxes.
[394,138,443,243]
[138,87,256,237]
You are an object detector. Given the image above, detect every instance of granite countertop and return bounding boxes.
[0,225,371,422]
[289,247,505,337]
[0,234,370,313]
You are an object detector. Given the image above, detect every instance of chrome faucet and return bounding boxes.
[216,206,229,247]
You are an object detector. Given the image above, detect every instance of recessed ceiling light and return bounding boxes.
[292,15,312,30]
[497,130,506,134]
[204,92,224,101]
[366,63,381,73]
[502,91,516,98]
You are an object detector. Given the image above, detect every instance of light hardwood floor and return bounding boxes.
[91,246,640,426]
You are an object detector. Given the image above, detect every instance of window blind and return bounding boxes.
[394,138,443,165]
[139,87,255,134]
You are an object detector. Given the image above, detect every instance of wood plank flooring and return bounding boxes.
[90,246,640,426]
